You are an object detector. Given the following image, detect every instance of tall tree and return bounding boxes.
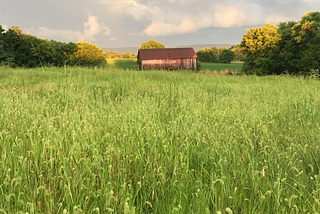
[71,41,106,67]
[241,23,281,75]
[196,48,218,63]
[292,11,320,74]
[139,40,166,49]
[219,49,235,64]
[230,45,245,61]
[277,21,300,74]
[0,25,6,64]
[2,27,20,66]
[218,47,227,54]
[211,47,220,56]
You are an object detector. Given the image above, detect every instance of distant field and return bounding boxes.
[106,58,243,72]
[1,66,320,213]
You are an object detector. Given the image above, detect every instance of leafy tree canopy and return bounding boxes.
[139,40,166,49]
[230,45,245,61]
[292,11,320,43]
[240,23,281,75]
[211,47,220,56]
[241,23,281,54]
[292,11,320,74]
[219,49,235,64]
[219,47,227,54]
[105,51,137,59]
[71,41,106,67]
[196,48,218,63]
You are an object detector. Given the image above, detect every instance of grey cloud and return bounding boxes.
[1,0,320,48]
[24,13,110,43]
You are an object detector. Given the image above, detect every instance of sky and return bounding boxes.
[1,0,320,48]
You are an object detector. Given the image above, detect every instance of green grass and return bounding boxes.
[1,66,320,213]
[106,59,243,73]
[200,62,243,72]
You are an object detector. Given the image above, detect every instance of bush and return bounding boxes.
[196,61,202,72]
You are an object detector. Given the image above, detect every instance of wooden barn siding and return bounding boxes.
[141,58,196,70]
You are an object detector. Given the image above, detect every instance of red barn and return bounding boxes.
[138,48,197,71]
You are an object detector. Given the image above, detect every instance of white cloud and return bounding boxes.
[24,12,110,42]
[99,0,319,37]
[2,24,8,31]
[109,37,118,41]
[100,0,264,37]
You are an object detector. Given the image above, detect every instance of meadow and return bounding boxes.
[106,59,138,70]
[200,62,243,73]
[0,66,320,214]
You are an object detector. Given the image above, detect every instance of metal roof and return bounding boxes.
[138,48,197,60]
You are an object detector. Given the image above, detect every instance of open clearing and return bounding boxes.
[0,67,320,213]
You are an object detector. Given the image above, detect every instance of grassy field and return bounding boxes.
[106,58,243,72]
[200,62,243,72]
[1,66,320,213]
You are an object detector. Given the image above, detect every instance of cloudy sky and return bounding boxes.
[1,0,319,48]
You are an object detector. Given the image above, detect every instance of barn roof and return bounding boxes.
[138,48,197,60]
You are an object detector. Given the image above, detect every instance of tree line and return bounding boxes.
[104,51,137,59]
[195,47,241,64]
[241,11,320,76]
[0,26,106,68]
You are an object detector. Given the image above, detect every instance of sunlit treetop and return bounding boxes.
[10,26,22,35]
[73,41,105,62]
[198,47,215,54]
[241,23,281,53]
[139,40,166,49]
[292,11,320,43]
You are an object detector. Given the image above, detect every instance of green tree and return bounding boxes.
[14,33,41,67]
[211,47,220,56]
[218,47,227,54]
[219,49,235,63]
[277,21,300,74]
[1,25,79,68]
[230,45,245,61]
[71,41,106,67]
[300,43,320,74]
[1,27,20,66]
[292,11,320,74]
[241,23,281,75]
[196,48,218,63]
[139,40,166,49]
[0,25,6,64]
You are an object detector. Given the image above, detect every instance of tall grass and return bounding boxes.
[0,67,320,213]
[106,58,138,70]
[105,58,243,73]
[200,62,243,72]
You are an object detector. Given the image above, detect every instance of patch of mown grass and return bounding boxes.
[0,66,320,213]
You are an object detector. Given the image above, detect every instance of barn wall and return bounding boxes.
[141,58,196,70]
